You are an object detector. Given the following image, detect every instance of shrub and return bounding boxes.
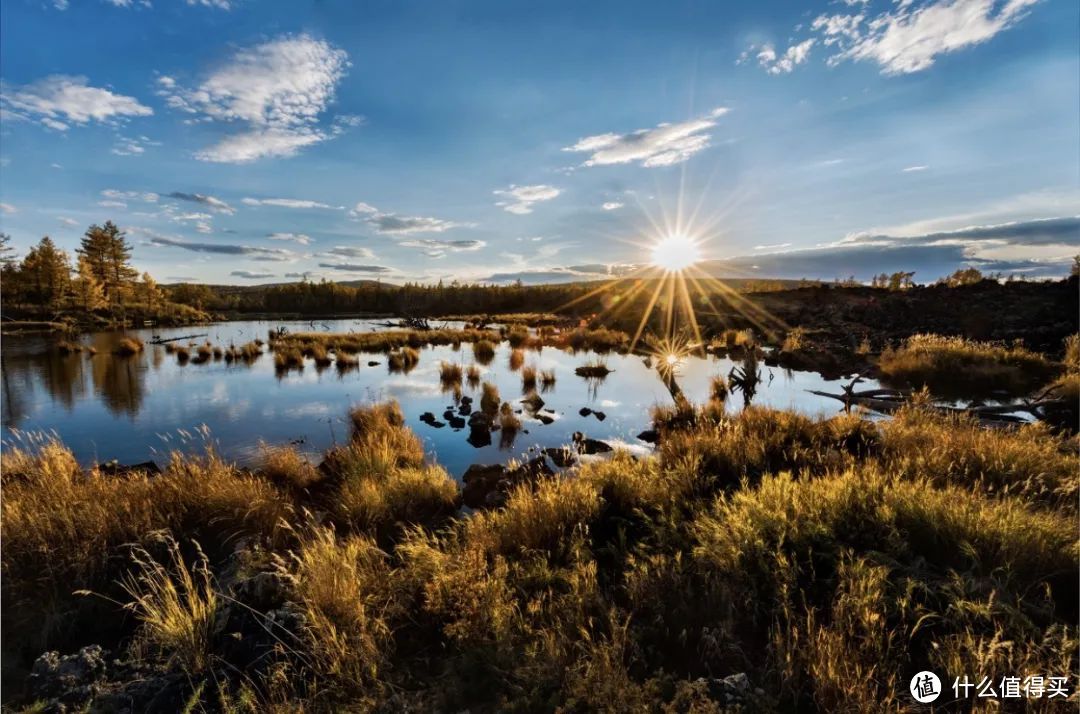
[781,327,805,352]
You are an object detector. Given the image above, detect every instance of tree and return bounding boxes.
[20,237,71,308]
[940,267,983,287]
[887,271,916,290]
[136,272,162,311]
[70,255,106,311]
[0,233,16,267]
[1072,255,1080,277]
[78,221,137,304]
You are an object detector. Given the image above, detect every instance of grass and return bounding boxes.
[508,347,525,371]
[175,345,191,363]
[472,339,496,364]
[879,333,1057,396]
[277,328,498,356]
[465,363,481,387]
[480,381,500,414]
[498,401,521,435]
[336,352,360,370]
[780,326,806,352]
[274,348,304,371]
[309,344,333,368]
[521,365,537,391]
[55,340,82,354]
[574,358,611,378]
[113,337,144,356]
[439,361,463,387]
[387,346,420,372]
[540,368,556,389]
[4,397,1077,712]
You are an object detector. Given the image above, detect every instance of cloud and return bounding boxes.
[231,270,275,279]
[187,0,235,8]
[348,201,468,235]
[324,246,375,258]
[166,192,235,214]
[398,238,486,258]
[0,203,16,214]
[764,0,1041,76]
[111,135,159,156]
[494,184,560,214]
[902,165,929,172]
[602,201,624,211]
[1,75,152,130]
[57,216,79,227]
[563,107,729,168]
[159,35,352,163]
[484,263,637,284]
[267,232,312,245]
[754,39,816,74]
[242,197,339,209]
[99,200,128,209]
[317,262,393,273]
[143,232,296,261]
[102,189,159,203]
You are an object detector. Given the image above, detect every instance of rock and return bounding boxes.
[636,429,659,443]
[721,673,750,693]
[572,431,612,454]
[579,407,592,417]
[461,457,554,509]
[521,393,545,411]
[592,410,606,421]
[543,446,576,468]
[536,412,555,425]
[458,402,472,416]
[95,460,161,477]
[367,361,380,366]
[443,410,466,429]
[29,645,109,703]
[419,412,446,428]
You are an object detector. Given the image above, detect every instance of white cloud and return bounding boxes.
[166,192,234,214]
[195,221,212,234]
[1,75,152,130]
[399,238,486,258]
[56,216,79,227]
[267,232,313,245]
[101,189,159,203]
[231,270,275,279]
[563,107,729,168]
[188,0,234,8]
[242,197,339,209]
[768,0,1041,76]
[493,184,561,214]
[0,203,17,214]
[602,201,624,211]
[903,165,930,172]
[324,246,375,258]
[754,39,816,74]
[348,201,469,235]
[111,135,159,156]
[160,35,351,163]
[99,200,127,209]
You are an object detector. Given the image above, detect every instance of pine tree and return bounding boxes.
[21,237,71,308]
[71,255,106,311]
[78,221,137,304]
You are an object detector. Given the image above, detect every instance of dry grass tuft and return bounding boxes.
[113,337,145,357]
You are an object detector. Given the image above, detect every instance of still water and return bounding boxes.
[1,319,873,477]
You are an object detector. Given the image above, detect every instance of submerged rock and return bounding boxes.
[543,446,576,468]
[461,456,555,509]
[572,431,612,454]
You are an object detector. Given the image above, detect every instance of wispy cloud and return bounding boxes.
[166,192,235,214]
[563,107,729,168]
[602,201,624,211]
[317,262,393,273]
[493,184,561,214]
[111,135,159,156]
[231,269,275,279]
[349,201,469,235]
[398,238,486,258]
[750,39,816,74]
[242,197,340,209]
[324,246,375,258]
[0,203,16,214]
[159,34,355,162]
[267,232,312,245]
[142,231,296,261]
[902,165,929,172]
[1,75,152,131]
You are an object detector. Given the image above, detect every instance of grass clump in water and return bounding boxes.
[388,346,420,373]
[574,358,611,378]
[472,339,496,365]
[113,337,144,356]
[439,361,463,388]
[480,381,500,414]
[879,333,1056,396]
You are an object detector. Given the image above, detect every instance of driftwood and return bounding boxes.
[149,333,208,345]
[378,316,441,331]
[807,375,1064,427]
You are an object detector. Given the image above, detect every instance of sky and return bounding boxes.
[0,0,1077,285]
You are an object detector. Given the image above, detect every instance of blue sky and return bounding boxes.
[0,0,1077,285]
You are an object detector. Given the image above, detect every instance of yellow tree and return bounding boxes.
[71,255,106,311]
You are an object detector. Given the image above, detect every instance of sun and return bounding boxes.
[650,234,701,272]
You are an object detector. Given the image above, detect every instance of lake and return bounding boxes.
[1,319,873,477]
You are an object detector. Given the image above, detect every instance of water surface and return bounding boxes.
[2,319,874,477]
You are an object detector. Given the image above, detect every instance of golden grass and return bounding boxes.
[113,336,144,356]
[465,363,481,387]
[4,397,1077,712]
[274,347,304,371]
[540,368,556,389]
[472,339,496,364]
[387,346,420,372]
[439,361,463,387]
[480,381,500,414]
[521,365,537,391]
[781,326,805,352]
[508,347,525,371]
[574,358,611,378]
[879,333,1057,396]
